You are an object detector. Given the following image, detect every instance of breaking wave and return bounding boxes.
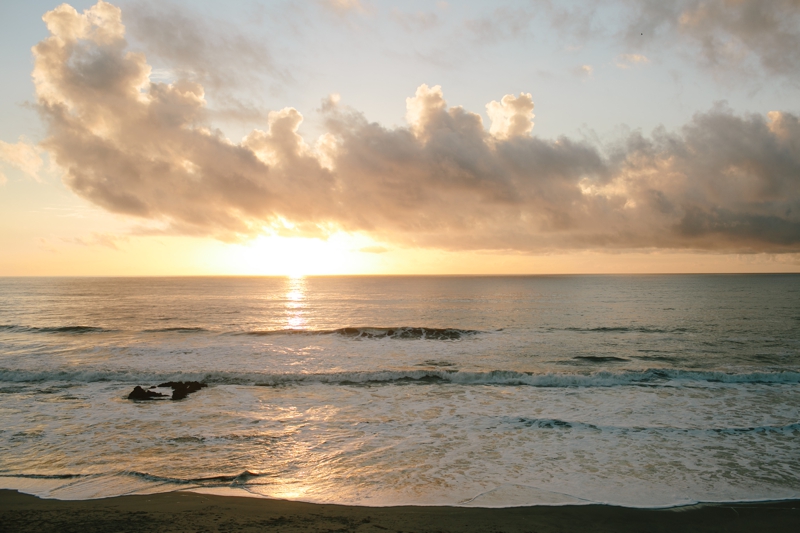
[562,326,693,334]
[573,356,630,362]
[2,368,799,388]
[0,473,85,480]
[124,469,262,485]
[1,324,479,340]
[142,327,210,333]
[0,469,265,488]
[504,417,800,435]
[0,325,114,334]
[240,327,480,340]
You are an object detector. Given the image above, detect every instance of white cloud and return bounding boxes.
[575,64,593,78]
[320,0,366,15]
[486,93,534,140]
[31,2,800,254]
[616,53,649,69]
[0,138,44,182]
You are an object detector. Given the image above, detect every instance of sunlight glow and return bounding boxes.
[215,233,387,276]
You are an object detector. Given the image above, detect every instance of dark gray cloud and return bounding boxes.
[33,2,800,252]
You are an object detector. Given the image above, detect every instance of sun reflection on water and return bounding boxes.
[284,276,307,330]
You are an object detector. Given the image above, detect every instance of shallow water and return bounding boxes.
[1,275,799,506]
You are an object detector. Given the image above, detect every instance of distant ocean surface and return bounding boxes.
[1,275,799,507]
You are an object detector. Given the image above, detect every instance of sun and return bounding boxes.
[216,233,382,276]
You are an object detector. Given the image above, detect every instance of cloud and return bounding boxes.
[391,9,441,32]
[39,238,59,253]
[464,6,535,45]
[33,2,800,253]
[624,0,800,80]
[573,64,593,78]
[454,1,798,83]
[64,232,128,250]
[462,1,601,47]
[122,0,286,113]
[359,246,389,254]
[320,0,366,16]
[486,93,535,139]
[616,53,649,69]
[0,138,44,182]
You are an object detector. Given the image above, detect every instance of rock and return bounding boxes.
[127,385,168,400]
[127,381,207,401]
[157,381,208,400]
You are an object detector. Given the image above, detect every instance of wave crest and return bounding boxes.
[563,326,692,334]
[506,417,800,435]
[2,368,799,388]
[242,327,479,340]
[1,324,479,340]
[0,325,113,334]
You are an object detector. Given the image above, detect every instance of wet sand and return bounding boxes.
[1,489,798,532]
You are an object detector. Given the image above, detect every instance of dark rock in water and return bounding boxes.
[127,385,168,400]
[157,381,208,400]
[127,381,207,401]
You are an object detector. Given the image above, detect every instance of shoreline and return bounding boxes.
[2,489,799,532]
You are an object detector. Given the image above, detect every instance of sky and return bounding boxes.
[1,0,799,276]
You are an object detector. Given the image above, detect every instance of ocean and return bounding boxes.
[1,275,798,507]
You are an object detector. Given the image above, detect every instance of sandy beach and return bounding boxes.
[1,489,798,532]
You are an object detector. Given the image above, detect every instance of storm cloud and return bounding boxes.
[33,2,800,252]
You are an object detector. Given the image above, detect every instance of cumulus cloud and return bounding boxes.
[33,2,800,253]
[0,138,44,182]
[486,93,535,140]
[624,0,800,80]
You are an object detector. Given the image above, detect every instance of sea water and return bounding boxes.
[0,275,798,507]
